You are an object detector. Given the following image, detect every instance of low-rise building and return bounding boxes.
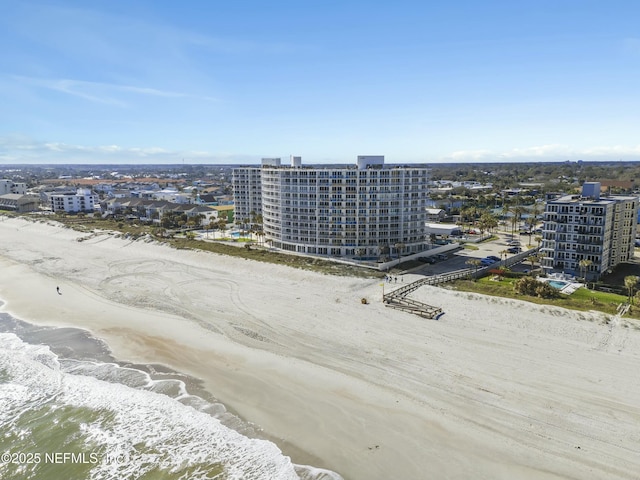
[104,197,217,225]
[424,223,462,238]
[426,208,446,222]
[50,189,96,213]
[211,204,234,223]
[0,194,40,212]
[0,179,27,195]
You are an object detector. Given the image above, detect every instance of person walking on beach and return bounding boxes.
[56,286,61,295]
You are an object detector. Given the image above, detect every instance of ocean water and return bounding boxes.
[0,313,343,480]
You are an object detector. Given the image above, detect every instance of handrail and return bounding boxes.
[382,247,540,320]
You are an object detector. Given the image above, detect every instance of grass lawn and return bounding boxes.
[450,276,636,318]
[167,237,382,278]
[478,235,499,243]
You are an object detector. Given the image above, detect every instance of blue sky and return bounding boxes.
[1,0,640,164]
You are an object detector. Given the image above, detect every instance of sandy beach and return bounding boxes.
[1,215,640,480]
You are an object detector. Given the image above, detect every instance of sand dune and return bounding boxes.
[1,216,640,479]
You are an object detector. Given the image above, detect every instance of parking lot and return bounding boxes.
[408,233,537,276]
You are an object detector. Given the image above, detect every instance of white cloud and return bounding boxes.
[12,76,217,107]
[0,136,251,164]
[444,144,640,162]
[4,135,640,165]
[449,149,494,161]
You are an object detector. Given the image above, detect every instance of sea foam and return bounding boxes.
[0,332,306,480]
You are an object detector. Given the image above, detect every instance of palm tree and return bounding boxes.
[500,249,509,263]
[394,242,406,260]
[624,275,639,304]
[461,206,478,230]
[459,207,470,231]
[496,265,510,280]
[530,202,542,229]
[512,204,525,237]
[466,258,482,279]
[526,254,538,275]
[240,217,249,237]
[534,235,543,249]
[578,259,593,283]
[501,200,511,232]
[468,204,480,227]
[479,213,498,234]
[447,194,455,215]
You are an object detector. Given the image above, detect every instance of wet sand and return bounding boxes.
[1,216,640,479]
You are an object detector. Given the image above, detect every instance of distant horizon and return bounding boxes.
[2,1,640,164]
[4,158,640,169]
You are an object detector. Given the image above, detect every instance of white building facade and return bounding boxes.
[50,189,96,213]
[232,162,266,224]
[540,182,637,280]
[0,180,27,195]
[234,156,428,258]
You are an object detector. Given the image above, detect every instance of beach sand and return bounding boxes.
[1,216,640,479]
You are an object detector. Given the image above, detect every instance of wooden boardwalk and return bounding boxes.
[383,279,445,319]
[382,246,540,320]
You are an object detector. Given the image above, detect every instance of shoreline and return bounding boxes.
[0,309,327,474]
[2,216,640,479]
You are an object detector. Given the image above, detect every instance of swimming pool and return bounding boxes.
[548,280,569,290]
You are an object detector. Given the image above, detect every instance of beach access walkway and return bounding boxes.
[384,266,482,318]
[383,277,446,319]
[384,246,542,319]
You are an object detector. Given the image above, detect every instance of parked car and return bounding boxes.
[420,256,437,264]
[486,255,501,262]
[507,246,522,254]
[480,257,497,266]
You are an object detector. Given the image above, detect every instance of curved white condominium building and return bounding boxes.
[234,156,428,258]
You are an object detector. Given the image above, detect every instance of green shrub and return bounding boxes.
[535,283,559,299]
[514,277,558,299]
